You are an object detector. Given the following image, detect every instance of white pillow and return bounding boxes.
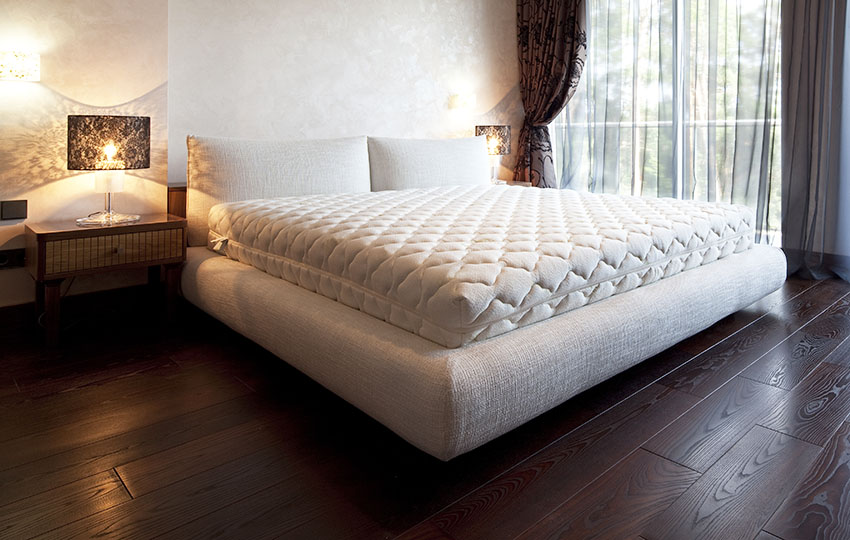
[367,136,490,191]
[186,135,370,246]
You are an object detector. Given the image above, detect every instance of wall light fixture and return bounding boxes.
[0,51,40,81]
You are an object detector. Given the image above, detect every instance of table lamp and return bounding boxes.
[68,115,150,226]
[475,125,511,183]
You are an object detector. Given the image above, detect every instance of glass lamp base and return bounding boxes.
[76,211,141,227]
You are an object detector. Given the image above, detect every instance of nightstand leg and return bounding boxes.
[42,279,63,344]
[35,281,45,314]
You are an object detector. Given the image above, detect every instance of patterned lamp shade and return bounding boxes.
[475,125,511,156]
[67,115,151,171]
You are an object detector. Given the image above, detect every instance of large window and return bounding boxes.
[551,0,781,241]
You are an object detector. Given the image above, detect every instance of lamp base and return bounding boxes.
[489,155,501,183]
[76,211,140,227]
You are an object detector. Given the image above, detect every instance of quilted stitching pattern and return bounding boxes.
[208,185,754,347]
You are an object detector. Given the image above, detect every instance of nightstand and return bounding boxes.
[24,214,187,342]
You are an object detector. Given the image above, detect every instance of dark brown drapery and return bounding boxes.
[514,0,587,188]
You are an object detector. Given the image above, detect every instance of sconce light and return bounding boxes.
[0,51,40,81]
[475,125,511,182]
[448,93,477,110]
[67,115,150,226]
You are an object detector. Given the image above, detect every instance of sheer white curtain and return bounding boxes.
[783,0,850,281]
[551,0,781,242]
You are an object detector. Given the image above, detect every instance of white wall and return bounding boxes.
[168,0,522,185]
[0,0,168,307]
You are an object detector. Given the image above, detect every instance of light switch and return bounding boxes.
[0,200,27,220]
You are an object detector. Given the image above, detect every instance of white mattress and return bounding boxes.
[207,185,755,347]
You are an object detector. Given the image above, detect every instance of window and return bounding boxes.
[551,0,781,241]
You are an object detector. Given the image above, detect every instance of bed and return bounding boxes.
[181,134,786,460]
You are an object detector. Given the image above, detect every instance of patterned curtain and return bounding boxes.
[514,0,587,188]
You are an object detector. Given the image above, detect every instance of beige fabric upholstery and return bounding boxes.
[182,244,787,460]
[186,135,370,246]
[367,136,490,191]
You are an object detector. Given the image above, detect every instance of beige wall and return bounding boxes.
[0,0,168,307]
[168,0,522,185]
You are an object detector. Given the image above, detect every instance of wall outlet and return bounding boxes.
[0,248,25,269]
[0,200,27,220]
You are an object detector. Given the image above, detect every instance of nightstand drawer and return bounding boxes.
[42,228,184,277]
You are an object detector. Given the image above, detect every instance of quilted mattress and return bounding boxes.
[207,185,755,347]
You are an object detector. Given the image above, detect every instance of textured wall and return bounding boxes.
[0,0,167,307]
[168,0,522,185]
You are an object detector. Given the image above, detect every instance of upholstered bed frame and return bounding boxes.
[182,135,786,460]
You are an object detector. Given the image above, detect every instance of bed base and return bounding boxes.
[182,245,786,460]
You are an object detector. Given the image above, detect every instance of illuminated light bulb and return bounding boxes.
[488,136,500,155]
[103,142,117,160]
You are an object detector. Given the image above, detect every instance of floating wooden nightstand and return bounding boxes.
[24,214,187,342]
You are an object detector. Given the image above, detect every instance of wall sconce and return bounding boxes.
[475,125,511,182]
[0,51,40,81]
[448,93,477,110]
[67,115,151,226]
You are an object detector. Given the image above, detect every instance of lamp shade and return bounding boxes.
[0,51,40,81]
[475,125,511,156]
[67,115,150,171]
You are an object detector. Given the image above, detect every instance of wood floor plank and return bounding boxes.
[35,444,311,540]
[819,334,850,368]
[764,421,850,540]
[755,532,783,540]
[158,469,382,540]
[0,365,252,471]
[0,377,18,399]
[0,469,130,539]
[0,360,183,441]
[396,521,459,540]
[660,280,850,398]
[677,277,818,356]
[0,395,267,507]
[116,417,285,497]
[516,449,700,540]
[741,295,850,390]
[14,349,177,399]
[641,425,821,540]
[426,384,700,540]
[643,377,786,472]
[759,362,850,446]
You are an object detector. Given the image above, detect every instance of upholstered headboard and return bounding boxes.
[186,135,371,246]
[368,136,490,191]
[186,134,492,247]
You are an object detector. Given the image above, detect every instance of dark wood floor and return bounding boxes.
[2,277,850,539]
